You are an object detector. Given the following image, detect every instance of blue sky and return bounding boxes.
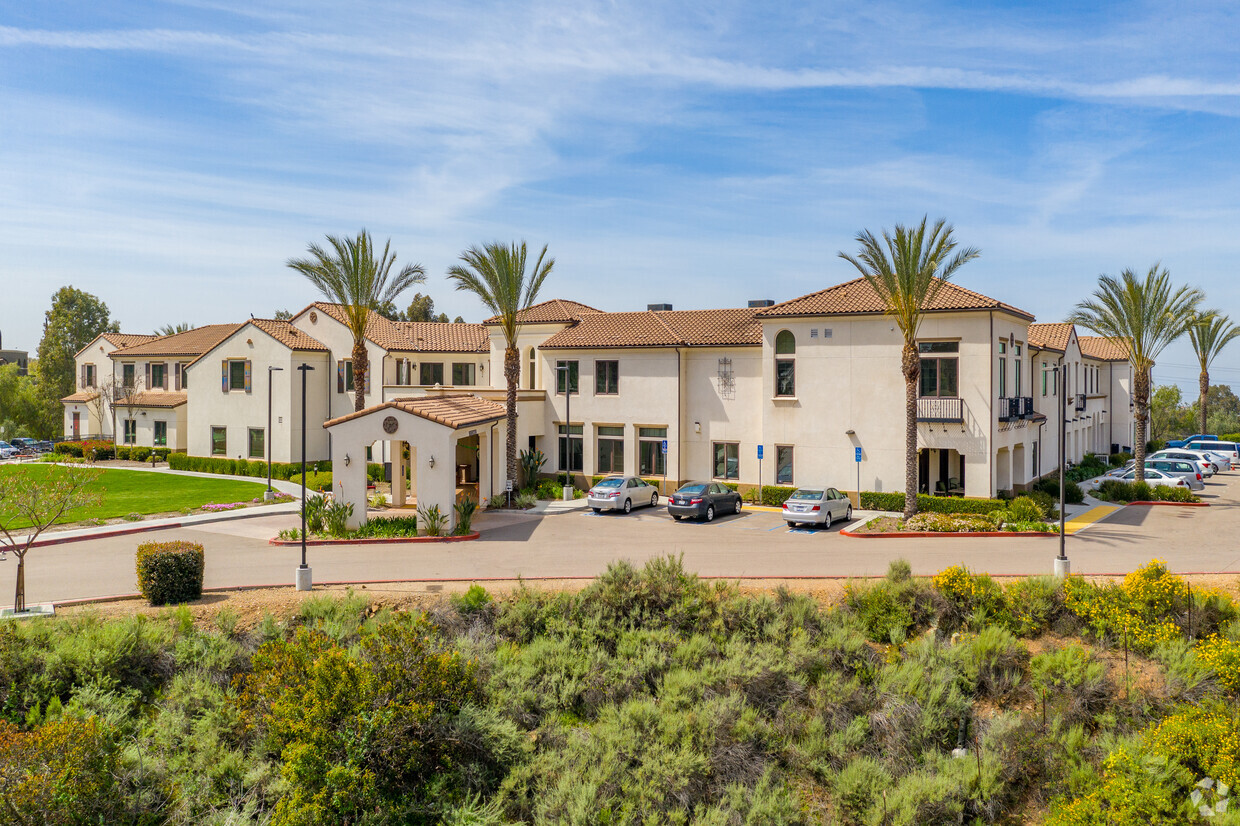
[3,1,1240,394]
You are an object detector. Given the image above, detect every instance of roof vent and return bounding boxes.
[747,299,775,308]
[647,303,673,312]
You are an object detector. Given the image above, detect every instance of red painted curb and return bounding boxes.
[267,532,481,546]
[1124,501,1209,507]
[28,522,188,548]
[840,528,1056,538]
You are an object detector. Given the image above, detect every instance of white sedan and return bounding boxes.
[1090,467,1188,490]
[782,487,853,528]
[587,476,659,514]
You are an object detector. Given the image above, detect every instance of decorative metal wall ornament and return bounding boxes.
[382,415,399,434]
[717,358,735,400]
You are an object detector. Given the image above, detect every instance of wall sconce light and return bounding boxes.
[845,429,856,436]
[141,410,147,416]
[429,455,436,468]
[694,421,701,433]
[344,453,351,466]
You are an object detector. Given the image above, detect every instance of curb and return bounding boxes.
[22,506,301,548]
[1125,501,1210,507]
[268,532,481,546]
[840,528,1056,539]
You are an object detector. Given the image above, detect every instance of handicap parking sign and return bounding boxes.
[855,447,862,462]
[757,444,764,459]
[661,439,668,454]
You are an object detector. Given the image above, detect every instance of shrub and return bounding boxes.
[454,497,478,535]
[1006,495,1044,522]
[453,584,493,615]
[131,447,151,462]
[1145,702,1240,788]
[303,495,326,533]
[834,756,892,824]
[1030,643,1107,725]
[845,566,933,644]
[955,625,1027,698]
[1095,479,1198,504]
[54,441,84,457]
[519,448,547,489]
[1064,561,1188,652]
[419,504,448,536]
[135,540,205,605]
[115,446,131,460]
[859,491,1008,515]
[1033,476,1084,504]
[1195,635,1240,693]
[933,565,1009,631]
[904,513,996,532]
[366,462,384,483]
[322,499,353,537]
[345,515,419,538]
[289,470,333,492]
[1003,575,1065,637]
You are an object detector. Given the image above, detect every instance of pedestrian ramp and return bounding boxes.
[1063,505,1120,535]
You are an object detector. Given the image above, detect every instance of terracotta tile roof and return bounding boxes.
[755,277,1035,321]
[308,302,409,350]
[101,333,161,350]
[1027,323,1074,353]
[61,390,99,403]
[1079,336,1130,361]
[121,391,188,409]
[111,324,244,357]
[248,319,329,352]
[323,393,507,431]
[540,308,762,350]
[391,322,489,353]
[484,299,604,326]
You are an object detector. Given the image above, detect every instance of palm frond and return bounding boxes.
[1187,310,1240,372]
[447,241,555,348]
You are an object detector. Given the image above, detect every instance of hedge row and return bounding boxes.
[115,446,172,462]
[53,440,114,459]
[167,453,384,483]
[859,491,1008,515]
[135,540,204,606]
[290,471,333,492]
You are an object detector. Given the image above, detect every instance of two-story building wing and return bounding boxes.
[62,331,161,441]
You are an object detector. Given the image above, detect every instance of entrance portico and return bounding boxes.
[324,394,506,531]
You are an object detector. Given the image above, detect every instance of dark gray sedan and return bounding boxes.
[667,481,742,522]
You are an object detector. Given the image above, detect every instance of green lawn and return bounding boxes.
[0,465,270,528]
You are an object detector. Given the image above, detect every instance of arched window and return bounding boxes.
[775,330,795,397]
[527,347,537,389]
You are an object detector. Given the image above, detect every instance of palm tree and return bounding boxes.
[1187,310,1240,437]
[287,230,426,411]
[1069,265,1203,481]
[839,217,979,518]
[447,241,554,489]
[156,322,194,336]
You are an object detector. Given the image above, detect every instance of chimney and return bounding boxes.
[647,303,673,312]
[747,299,775,308]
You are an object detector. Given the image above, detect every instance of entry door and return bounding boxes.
[938,450,949,491]
[72,412,80,439]
[918,450,930,494]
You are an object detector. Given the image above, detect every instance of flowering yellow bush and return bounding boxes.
[1195,634,1240,693]
[1063,561,1187,652]
[1146,703,1240,788]
[1042,745,1188,825]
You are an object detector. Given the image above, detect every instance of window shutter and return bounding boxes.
[337,360,344,393]
[174,362,181,391]
[222,360,228,392]
[145,362,151,389]
[244,360,252,393]
[79,364,86,389]
[162,362,169,389]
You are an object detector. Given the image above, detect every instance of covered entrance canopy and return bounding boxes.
[324,394,506,530]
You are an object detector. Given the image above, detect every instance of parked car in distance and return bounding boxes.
[1143,459,1204,490]
[783,487,853,529]
[1092,467,1188,490]
[1184,441,1240,469]
[586,476,659,514]
[667,481,742,522]
[1167,433,1217,449]
[9,437,52,454]
[0,441,20,459]
[1148,450,1215,477]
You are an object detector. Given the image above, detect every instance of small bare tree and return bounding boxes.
[0,465,103,613]
[87,376,122,441]
[113,375,145,453]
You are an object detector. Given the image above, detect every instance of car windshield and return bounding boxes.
[789,489,824,501]
[595,478,624,489]
[677,484,707,494]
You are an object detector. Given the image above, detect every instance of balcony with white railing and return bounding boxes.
[917,397,964,422]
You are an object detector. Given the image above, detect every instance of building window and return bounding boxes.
[153,421,167,447]
[776,445,794,485]
[83,363,96,388]
[557,424,583,472]
[248,428,265,459]
[211,427,226,455]
[451,363,475,386]
[419,362,444,386]
[713,442,739,480]
[396,359,413,386]
[998,340,1007,398]
[556,360,579,394]
[1041,362,1048,397]
[597,426,624,473]
[595,360,619,395]
[123,418,136,445]
[918,342,958,397]
[151,362,166,390]
[527,348,537,389]
[638,427,667,476]
[229,360,248,391]
[122,363,135,388]
[178,362,188,390]
[775,330,796,397]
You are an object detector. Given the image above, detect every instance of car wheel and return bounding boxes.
[845,505,853,521]
[824,511,832,529]
[592,507,601,514]
[735,498,742,514]
[623,499,632,514]
[650,493,658,507]
[705,506,715,522]
[672,514,682,521]
[787,521,797,528]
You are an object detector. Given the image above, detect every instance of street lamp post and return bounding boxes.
[266,365,284,501]
[1055,361,1070,577]
[556,364,573,500]
[296,363,314,591]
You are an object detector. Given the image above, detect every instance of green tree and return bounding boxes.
[838,217,979,518]
[273,309,294,321]
[1186,311,1240,436]
[33,287,118,433]
[1069,265,1203,481]
[448,241,554,488]
[1149,384,1190,444]
[0,365,44,440]
[401,292,437,322]
[287,231,426,412]
[155,322,194,336]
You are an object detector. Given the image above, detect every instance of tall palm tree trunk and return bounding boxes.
[1133,366,1151,480]
[504,346,519,486]
[902,342,920,518]
[1199,370,1209,436]
[352,340,368,413]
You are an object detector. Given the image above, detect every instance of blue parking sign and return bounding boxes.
[661,439,668,454]
[757,444,764,460]
[855,447,862,462]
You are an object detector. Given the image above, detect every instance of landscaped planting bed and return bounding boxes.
[2,558,1237,824]
[850,494,1058,535]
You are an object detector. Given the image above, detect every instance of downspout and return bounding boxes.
[989,311,994,497]
[676,347,683,493]
[1107,362,1114,452]
[490,420,497,497]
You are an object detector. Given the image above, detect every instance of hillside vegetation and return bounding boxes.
[1,558,1238,825]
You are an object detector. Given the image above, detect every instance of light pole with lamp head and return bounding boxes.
[266,365,284,501]
[555,363,573,500]
[1055,361,1070,576]
[296,363,314,591]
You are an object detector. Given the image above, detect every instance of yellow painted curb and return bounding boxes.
[1063,505,1119,535]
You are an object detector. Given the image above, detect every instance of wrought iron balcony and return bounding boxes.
[998,396,1035,421]
[917,397,963,422]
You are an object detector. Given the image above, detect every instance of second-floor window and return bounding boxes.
[82,363,96,388]
[451,363,475,386]
[918,342,958,397]
[151,362,166,390]
[775,330,796,397]
[998,341,1007,398]
[122,363,136,388]
[419,362,444,386]
[229,360,248,391]
[596,360,619,395]
[556,360,579,394]
[1014,344,1022,396]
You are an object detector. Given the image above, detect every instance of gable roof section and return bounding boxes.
[391,322,489,353]
[111,324,244,358]
[540,308,762,350]
[122,391,188,409]
[74,332,161,359]
[61,390,100,404]
[1027,323,1074,353]
[248,319,330,352]
[484,299,604,326]
[1078,336,1130,362]
[323,393,506,431]
[755,277,1035,321]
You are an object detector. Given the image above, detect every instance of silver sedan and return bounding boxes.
[587,476,659,514]
[782,487,853,528]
